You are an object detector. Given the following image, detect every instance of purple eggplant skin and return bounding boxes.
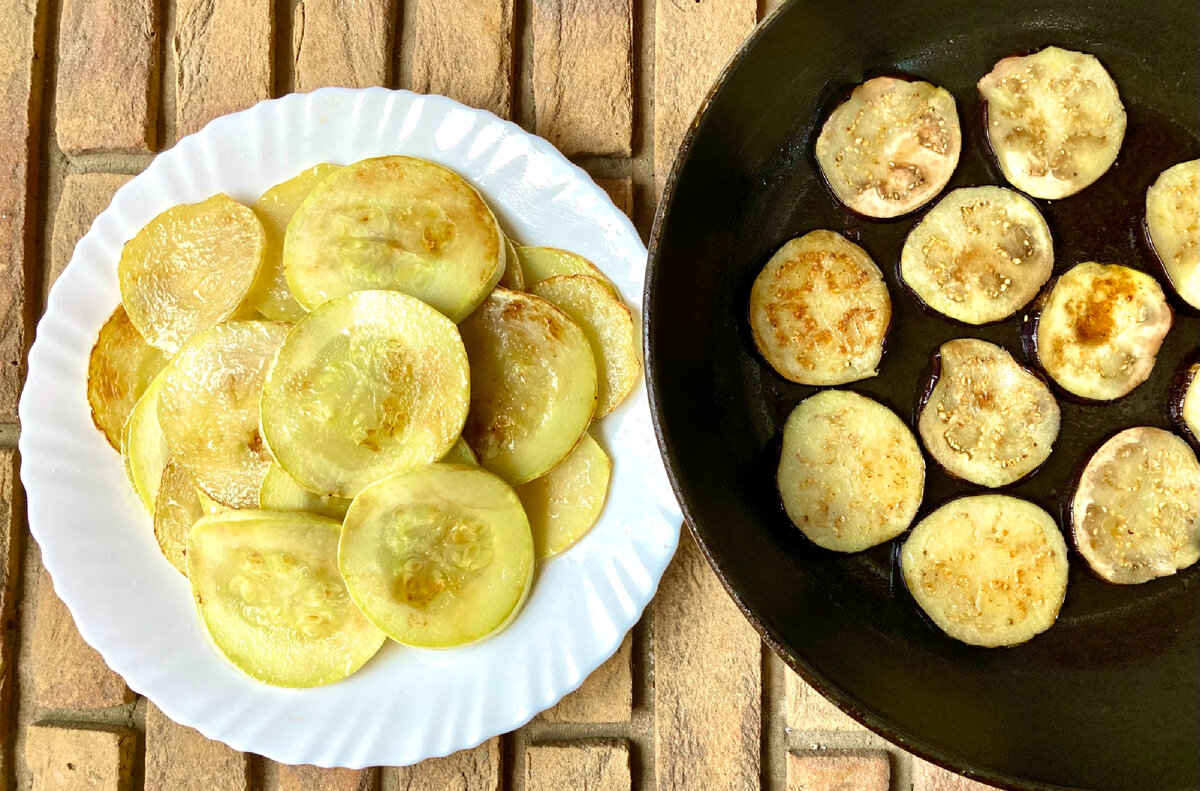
[1168,357,1200,448]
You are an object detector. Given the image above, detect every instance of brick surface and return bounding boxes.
[278,764,376,791]
[56,0,157,154]
[49,173,133,294]
[395,738,500,791]
[785,668,861,732]
[540,631,632,723]
[173,0,273,139]
[145,703,249,791]
[787,751,890,791]
[653,0,755,192]
[654,532,761,791]
[31,565,132,709]
[531,0,632,156]
[914,758,1004,791]
[411,0,513,119]
[0,451,19,773]
[293,0,393,91]
[594,176,633,217]
[25,725,134,791]
[0,0,37,424]
[526,741,630,791]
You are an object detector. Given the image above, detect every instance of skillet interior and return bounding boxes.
[645,1,1200,789]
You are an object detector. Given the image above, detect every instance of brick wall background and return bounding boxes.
[0,0,1005,789]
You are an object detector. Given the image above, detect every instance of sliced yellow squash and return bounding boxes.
[153,459,214,576]
[188,510,387,687]
[515,433,611,559]
[258,463,351,521]
[87,305,168,451]
[339,464,534,648]
[122,369,171,514]
[499,235,525,290]
[515,245,616,292]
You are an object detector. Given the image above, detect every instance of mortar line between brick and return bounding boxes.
[506,725,525,791]
[393,0,413,90]
[513,0,532,129]
[159,0,177,146]
[761,649,786,791]
[273,0,296,97]
[630,0,655,240]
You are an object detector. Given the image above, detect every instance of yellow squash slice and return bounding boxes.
[514,245,616,292]
[87,305,168,451]
[247,163,341,321]
[188,510,387,687]
[261,290,470,498]
[284,156,505,321]
[459,289,597,484]
[499,236,525,290]
[153,459,214,576]
[530,275,640,417]
[118,194,266,354]
[258,463,352,521]
[339,464,534,648]
[158,321,290,508]
[514,433,611,559]
[122,369,171,514]
[441,437,478,466]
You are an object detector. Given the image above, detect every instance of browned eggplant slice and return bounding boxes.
[1145,159,1199,309]
[1172,361,1200,443]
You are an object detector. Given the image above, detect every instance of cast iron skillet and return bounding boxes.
[644,1,1199,789]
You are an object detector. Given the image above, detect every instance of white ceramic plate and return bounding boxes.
[19,88,681,768]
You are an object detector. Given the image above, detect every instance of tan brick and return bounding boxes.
[173,0,273,139]
[31,565,132,709]
[146,703,249,791]
[653,0,755,192]
[526,741,630,791]
[49,173,133,294]
[25,725,134,791]
[395,738,500,791]
[593,176,633,218]
[55,0,157,154]
[786,751,890,791]
[785,667,861,732]
[293,0,394,91]
[278,764,376,791]
[0,0,38,423]
[531,0,632,156]
[913,757,1005,791]
[0,451,20,771]
[654,531,761,790]
[540,631,632,723]
[411,0,513,119]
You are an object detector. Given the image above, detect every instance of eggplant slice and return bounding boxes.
[900,187,1053,324]
[1034,262,1172,401]
[979,47,1126,200]
[777,390,924,552]
[1145,159,1200,309]
[749,230,891,385]
[1070,427,1199,585]
[919,338,1060,488]
[1176,362,1200,442]
[901,494,1069,647]
[815,76,961,218]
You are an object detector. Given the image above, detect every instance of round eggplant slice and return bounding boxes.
[901,494,1068,647]
[1070,427,1199,585]
[87,305,168,451]
[188,510,387,687]
[978,47,1126,200]
[900,187,1054,324]
[261,290,470,498]
[777,390,924,552]
[283,156,505,322]
[749,230,891,386]
[815,76,961,218]
[159,321,290,508]
[919,339,1060,488]
[121,369,171,514]
[119,194,266,354]
[1145,159,1200,309]
[459,289,597,485]
[258,463,351,521]
[1176,362,1200,441]
[338,464,535,649]
[1034,263,1171,401]
[514,432,611,559]
[247,162,341,322]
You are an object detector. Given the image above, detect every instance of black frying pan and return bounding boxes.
[644,1,1200,789]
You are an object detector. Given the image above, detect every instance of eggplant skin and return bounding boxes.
[1178,363,1200,442]
[1070,427,1200,585]
[1145,159,1200,309]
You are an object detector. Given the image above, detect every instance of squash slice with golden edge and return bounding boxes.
[499,236,525,290]
[259,463,351,521]
[122,369,171,514]
[339,464,534,648]
[88,305,168,451]
[189,510,387,687]
[154,459,221,576]
[159,321,289,508]
[459,289,597,484]
[118,194,266,354]
[247,163,341,321]
[530,275,640,417]
[515,433,611,559]
[515,245,616,292]
[284,156,504,321]
[261,290,470,498]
